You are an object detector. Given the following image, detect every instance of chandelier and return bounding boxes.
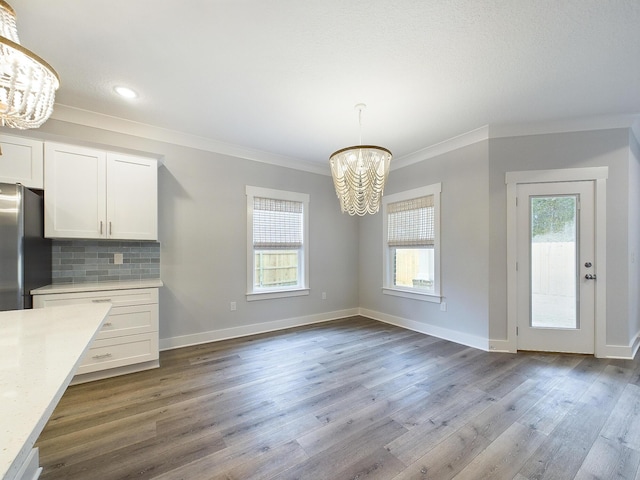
[0,0,59,129]
[329,104,392,216]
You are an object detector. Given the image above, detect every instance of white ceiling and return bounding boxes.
[9,0,640,170]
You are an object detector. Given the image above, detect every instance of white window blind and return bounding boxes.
[253,197,303,249]
[387,195,434,247]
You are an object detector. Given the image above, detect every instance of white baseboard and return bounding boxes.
[359,308,489,351]
[489,337,637,359]
[488,338,516,354]
[159,308,359,351]
[602,332,640,359]
[160,308,638,360]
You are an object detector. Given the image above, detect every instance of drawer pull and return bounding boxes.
[92,353,112,360]
[102,322,113,327]
[92,299,112,303]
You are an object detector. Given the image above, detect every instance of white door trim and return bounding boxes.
[505,167,608,357]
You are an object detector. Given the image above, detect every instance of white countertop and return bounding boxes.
[31,279,163,295]
[0,304,112,480]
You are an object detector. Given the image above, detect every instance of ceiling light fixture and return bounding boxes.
[329,103,392,216]
[114,86,138,99]
[0,0,59,129]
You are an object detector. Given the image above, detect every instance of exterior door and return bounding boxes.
[516,181,596,354]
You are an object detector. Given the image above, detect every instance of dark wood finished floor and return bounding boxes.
[36,316,640,480]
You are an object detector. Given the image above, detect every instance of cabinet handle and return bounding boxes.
[100,221,103,234]
[92,299,112,303]
[109,221,112,236]
[103,322,113,327]
[92,353,112,360]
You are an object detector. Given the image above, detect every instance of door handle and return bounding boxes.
[585,274,597,280]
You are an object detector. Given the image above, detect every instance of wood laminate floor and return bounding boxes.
[36,316,640,480]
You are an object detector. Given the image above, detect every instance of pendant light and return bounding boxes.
[0,1,59,129]
[329,104,392,216]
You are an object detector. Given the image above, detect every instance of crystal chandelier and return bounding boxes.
[0,1,59,129]
[329,104,392,216]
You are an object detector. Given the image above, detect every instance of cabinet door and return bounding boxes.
[106,153,157,240]
[0,134,44,188]
[44,143,107,238]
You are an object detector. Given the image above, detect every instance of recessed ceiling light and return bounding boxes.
[114,86,138,99]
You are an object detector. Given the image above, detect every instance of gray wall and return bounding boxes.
[28,119,359,342]
[488,128,632,346]
[13,118,639,352]
[157,145,358,340]
[629,130,640,344]
[359,128,635,350]
[358,141,491,342]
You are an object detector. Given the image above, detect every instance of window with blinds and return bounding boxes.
[253,197,302,289]
[383,184,441,300]
[246,186,310,299]
[253,197,303,250]
[387,195,434,247]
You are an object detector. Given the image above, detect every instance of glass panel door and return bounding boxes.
[530,195,578,329]
[516,181,595,354]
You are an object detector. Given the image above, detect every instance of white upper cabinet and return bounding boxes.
[44,142,158,240]
[106,153,158,240]
[44,143,106,239]
[0,134,44,189]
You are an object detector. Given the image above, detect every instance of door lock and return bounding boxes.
[585,274,597,280]
[584,262,592,268]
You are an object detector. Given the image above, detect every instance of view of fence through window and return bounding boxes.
[254,250,298,288]
[393,248,435,291]
[530,195,578,329]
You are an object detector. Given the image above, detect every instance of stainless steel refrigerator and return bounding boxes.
[0,183,51,310]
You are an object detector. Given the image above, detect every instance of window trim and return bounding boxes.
[382,183,442,303]
[246,186,310,301]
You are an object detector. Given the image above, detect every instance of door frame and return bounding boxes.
[505,167,608,357]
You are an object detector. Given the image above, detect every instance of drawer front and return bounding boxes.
[34,288,158,308]
[97,304,158,340]
[77,333,159,375]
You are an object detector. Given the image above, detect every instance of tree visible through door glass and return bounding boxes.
[530,195,578,329]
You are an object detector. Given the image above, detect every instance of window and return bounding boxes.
[383,183,441,302]
[246,186,309,300]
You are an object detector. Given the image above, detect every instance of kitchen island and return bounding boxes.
[0,303,111,480]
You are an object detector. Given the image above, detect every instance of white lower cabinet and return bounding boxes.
[33,287,160,383]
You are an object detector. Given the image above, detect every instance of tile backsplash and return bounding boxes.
[52,240,160,284]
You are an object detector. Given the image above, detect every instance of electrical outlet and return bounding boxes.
[322,292,327,300]
[440,301,447,312]
[114,253,124,265]
[230,301,236,311]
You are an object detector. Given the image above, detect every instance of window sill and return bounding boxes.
[246,288,310,302]
[382,287,442,303]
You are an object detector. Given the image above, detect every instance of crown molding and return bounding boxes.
[392,114,639,169]
[50,105,639,176]
[50,104,330,176]
[391,125,490,170]
[489,113,640,140]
